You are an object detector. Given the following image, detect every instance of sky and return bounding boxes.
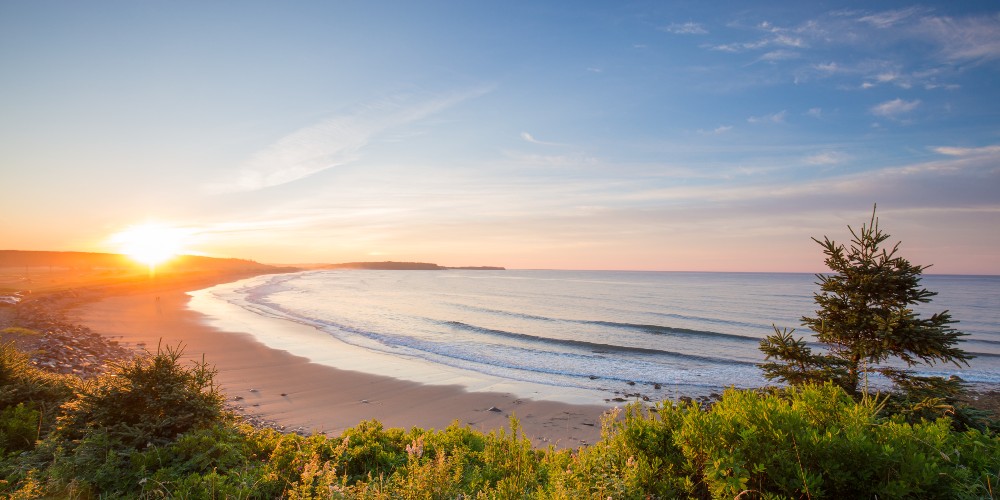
[1,1,999,273]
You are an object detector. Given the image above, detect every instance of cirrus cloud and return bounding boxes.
[871,98,920,117]
[661,22,708,35]
[205,87,493,193]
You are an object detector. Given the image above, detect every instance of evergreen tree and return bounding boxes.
[759,207,972,397]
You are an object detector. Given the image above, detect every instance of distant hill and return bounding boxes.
[324,261,504,271]
[0,250,280,273]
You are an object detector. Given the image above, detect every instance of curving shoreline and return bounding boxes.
[5,268,997,449]
[68,271,609,448]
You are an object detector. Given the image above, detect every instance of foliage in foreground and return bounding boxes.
[0,340,996,499]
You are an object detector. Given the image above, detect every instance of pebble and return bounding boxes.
[2,290,320,438]
[2,292,133,379]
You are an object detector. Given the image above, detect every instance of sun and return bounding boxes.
[110,222,188,269]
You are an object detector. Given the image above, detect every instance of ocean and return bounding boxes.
[189,270,1000,404]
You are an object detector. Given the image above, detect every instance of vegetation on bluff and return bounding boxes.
[0,339,996,498]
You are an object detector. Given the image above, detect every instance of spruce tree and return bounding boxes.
[759,207,972,397]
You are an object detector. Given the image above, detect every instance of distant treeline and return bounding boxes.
[324,261,504,271]
[0,250,277,273]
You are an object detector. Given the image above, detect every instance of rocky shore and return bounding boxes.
[0,291,290,433]
[0,290,132,378]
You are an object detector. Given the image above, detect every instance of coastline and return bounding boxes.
[70,271,609,448]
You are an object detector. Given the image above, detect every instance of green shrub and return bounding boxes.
[338,419,410,481]
[133,423,276,498]
[676,383,1000,499]
[0,341,73,440]
[55,342,224,449]
[1,337,995,499]
[0,403,40,455]
[544,404,691,498]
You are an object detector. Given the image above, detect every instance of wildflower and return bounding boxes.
[406,436,424,459]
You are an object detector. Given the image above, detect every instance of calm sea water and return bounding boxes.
[191,270,1000,401]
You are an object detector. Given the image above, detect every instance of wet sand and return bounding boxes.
[73,272,609,448]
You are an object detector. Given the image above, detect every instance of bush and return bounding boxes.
[544,404,691,498]
[0,341,73,441]
[674,383,1000,499]
[55,342,224,449]
[1,338,995,499]
[0,404,40,455]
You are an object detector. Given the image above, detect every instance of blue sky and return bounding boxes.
[2,1,999,273]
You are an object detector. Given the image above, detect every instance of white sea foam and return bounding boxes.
[187,270,1000,403]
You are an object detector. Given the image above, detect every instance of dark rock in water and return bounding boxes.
[627,381,636,386]
[488,406,502,412]
[653,383,662,390]
[589,375,599,380]
[611,397,627,402]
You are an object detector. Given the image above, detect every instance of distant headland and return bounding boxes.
[323,261,505,271]
[0,250,283,273]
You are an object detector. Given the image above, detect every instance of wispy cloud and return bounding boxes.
[713,35,804,52]
[870,98,920,118]
[698,125,733,135]
[933,145,1000,157]
[711,20,807,53]
[859,7,925,28]
[661,22,708,35]
[520,132,566,146]
[757,50,800,62]
[814,62,841,73]
[206,87,492,193]
[699,8,998,93]
[918,15,1000,63]
[614,147,999,210]
[804,151,850,165]
[747,110,787,124]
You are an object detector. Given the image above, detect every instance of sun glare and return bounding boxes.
[110,223,188,269]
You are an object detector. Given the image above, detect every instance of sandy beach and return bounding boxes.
[71,271,609,449]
